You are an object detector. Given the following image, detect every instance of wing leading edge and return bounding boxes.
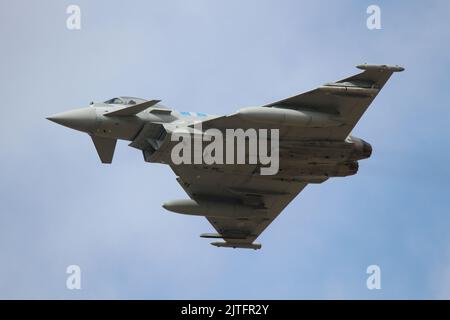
[198,64,404,141]
[170,163,308,250]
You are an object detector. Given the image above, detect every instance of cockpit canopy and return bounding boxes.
[104,97,147,105]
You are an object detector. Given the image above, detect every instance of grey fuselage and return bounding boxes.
[48,103,214,141]
[47,97,371,181]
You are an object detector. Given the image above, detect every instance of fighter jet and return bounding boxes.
[47,64,404,250]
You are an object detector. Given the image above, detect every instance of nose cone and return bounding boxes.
[47,107,96,133]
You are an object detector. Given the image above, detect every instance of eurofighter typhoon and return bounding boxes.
[47,64,403,250]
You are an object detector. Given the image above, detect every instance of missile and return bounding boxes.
[281,161,359,178]
[237,106,342,128]
[162,199,267,219]
[211,242,262,250]
[200,233,249,240]
[318,85,379,97]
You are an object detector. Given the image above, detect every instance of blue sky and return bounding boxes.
[1,0,450,299]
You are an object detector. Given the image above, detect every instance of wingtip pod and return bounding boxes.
[211,241,262,250]
[356,64,405,72]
